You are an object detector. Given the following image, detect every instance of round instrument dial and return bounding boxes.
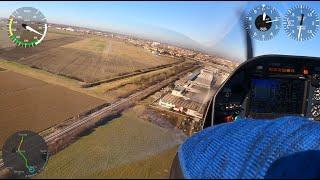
[8,7,47,47]
[283,5,320,41]
[311,104,320,118]
[245,4,281,41]
[314,88,320,101]
[2,130,49,178]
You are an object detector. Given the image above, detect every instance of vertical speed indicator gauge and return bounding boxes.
[283,5,320,41]
[8,7,47,47]
[245,4,281,41]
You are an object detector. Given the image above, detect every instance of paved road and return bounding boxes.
[0,65,200,171]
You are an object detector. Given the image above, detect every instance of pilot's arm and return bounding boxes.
[170,116,320,179]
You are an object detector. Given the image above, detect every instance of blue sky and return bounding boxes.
[0,1,320,61]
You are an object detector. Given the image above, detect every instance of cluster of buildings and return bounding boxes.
[158,66,219,120]
[154,65,230,135]
[128,39,202,59]
[124,38,239,73]
[50,23,111,36]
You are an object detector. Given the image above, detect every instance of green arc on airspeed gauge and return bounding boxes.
[9,35,38,47]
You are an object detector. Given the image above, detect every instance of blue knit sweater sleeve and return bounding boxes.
[178,116,320,179]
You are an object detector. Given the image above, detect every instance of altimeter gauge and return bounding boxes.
[245,4,281,41]
[8,7,47,47]
[283,5,320,41]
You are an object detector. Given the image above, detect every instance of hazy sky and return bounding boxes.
[0,1,320,61]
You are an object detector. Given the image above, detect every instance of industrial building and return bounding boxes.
[159,94,206,118]
[159,66,218,119]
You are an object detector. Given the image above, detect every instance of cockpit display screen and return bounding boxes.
[248,78,306,118]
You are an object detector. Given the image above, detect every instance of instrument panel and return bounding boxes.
[208,55,320,126]
[245,4,320,41]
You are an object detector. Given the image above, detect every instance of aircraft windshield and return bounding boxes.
[0,1,319,179]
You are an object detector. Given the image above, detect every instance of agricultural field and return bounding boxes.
[100,146,178,178]
[0,58,195,106]
[0,70,105,147]
[0,26,14,49]
[0,27,177,83]
[35,105,186,179]
[87,60,196,102]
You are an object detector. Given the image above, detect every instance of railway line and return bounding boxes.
[0,64,200,172]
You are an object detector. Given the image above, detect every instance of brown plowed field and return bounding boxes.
[0,37,81,60]
[0,71,105,147]
[0,30,177,83]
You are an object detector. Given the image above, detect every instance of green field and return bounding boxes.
[36,106,186,178]
[101,146,178,178]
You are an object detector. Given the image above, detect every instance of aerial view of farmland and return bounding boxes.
[0,16,192,178]
[3,1,319,179]
[0,3,238,178]
[0,20,182,145]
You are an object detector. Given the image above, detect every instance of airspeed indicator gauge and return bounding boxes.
[245,4,281,41]
[8,7,47,47]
